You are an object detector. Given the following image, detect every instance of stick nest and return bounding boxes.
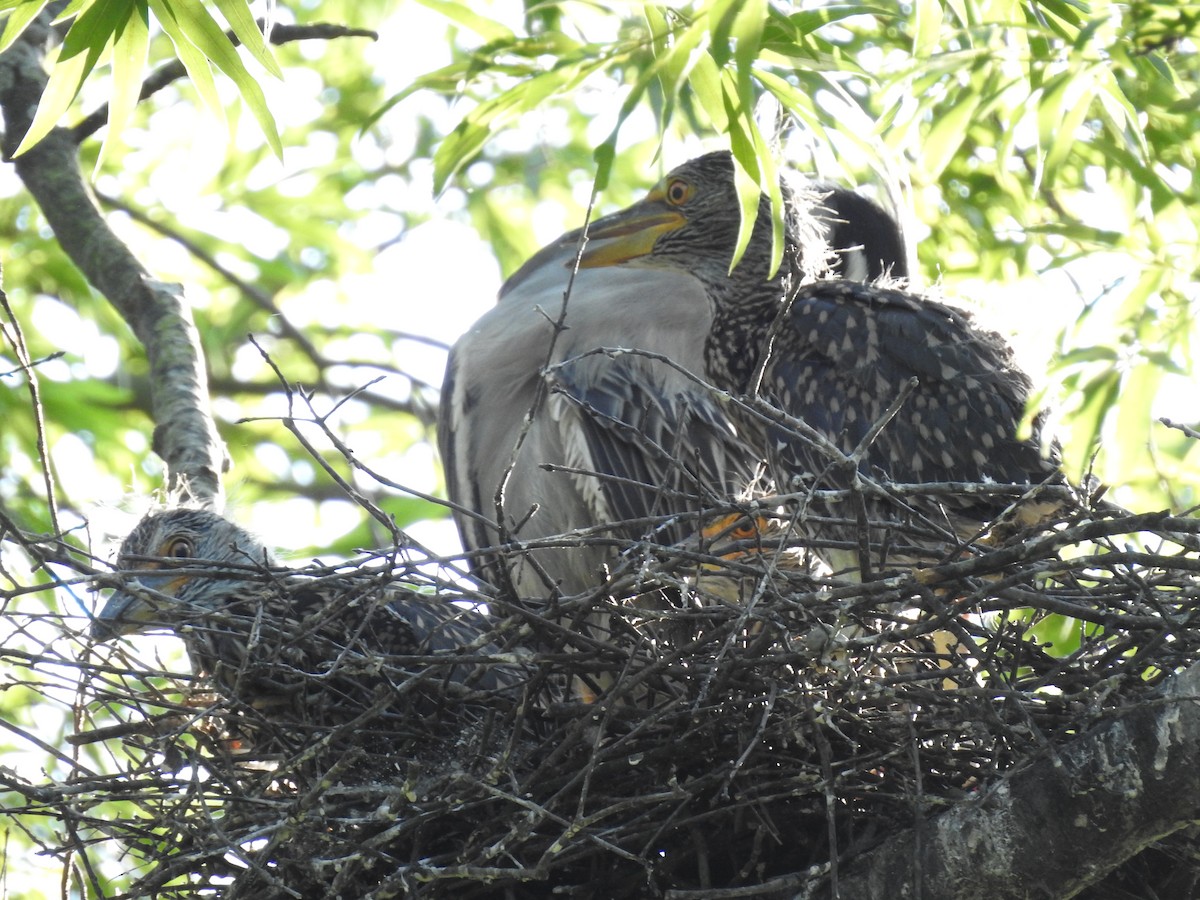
[7,493,1200,899]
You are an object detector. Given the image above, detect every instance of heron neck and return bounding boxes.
[702,272,787,395]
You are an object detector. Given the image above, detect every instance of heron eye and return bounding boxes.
[730,521,758,540]
[665,178,691,206]
[164,537,194,560]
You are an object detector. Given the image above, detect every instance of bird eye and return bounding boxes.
[665,178,691,206]
[729,520,758,540]
[164,537,194,560]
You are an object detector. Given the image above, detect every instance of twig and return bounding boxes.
[0,287,59,537]
[71,22,379,144]
[1161,417,1200,441]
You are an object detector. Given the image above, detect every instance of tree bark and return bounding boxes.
[0,11,227,507]
[820,662,1200,900]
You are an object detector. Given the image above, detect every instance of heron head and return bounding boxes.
[91,509,273,641]
[576,151,812,287]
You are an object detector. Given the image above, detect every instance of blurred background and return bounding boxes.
[0,0,1197,890]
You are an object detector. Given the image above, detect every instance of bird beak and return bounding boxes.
[695,513,784,565]
[576,193,686,268]
[90,580,179,641]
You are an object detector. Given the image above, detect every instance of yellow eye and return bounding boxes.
[665,178,691,206]
[164,537,194,560]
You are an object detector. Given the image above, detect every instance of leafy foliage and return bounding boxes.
[0,0,1197,894]
[411,0,1198,502]
[2,0,281,160]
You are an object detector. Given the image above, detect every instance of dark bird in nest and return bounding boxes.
[441,160,910,601]
[577,151,1064,579]
[90,508,532,727]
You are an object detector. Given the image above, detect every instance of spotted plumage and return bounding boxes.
[441,158,909,599]
[92,509,529,713]
[579,151,1062,576]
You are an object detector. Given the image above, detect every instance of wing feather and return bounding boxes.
[763,281,1058,496]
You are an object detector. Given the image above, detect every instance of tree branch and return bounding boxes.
[816,661,1200,900]
[0,13,227,506]
[71,22,378,144]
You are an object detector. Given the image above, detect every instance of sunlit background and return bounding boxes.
[23,1,1187,560]
[0,0,1197,891]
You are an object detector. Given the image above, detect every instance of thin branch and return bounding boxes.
[71,22,378,144]
[0,349,64,378]
[1161,417,1200,441]
[486,202,599,595]
[0,283,59,537]
[0,12,227,505]
[94,191,441,425]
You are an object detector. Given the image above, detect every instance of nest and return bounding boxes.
[6,490,1200,899]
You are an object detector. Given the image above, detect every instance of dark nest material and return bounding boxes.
[6,487,1200,900]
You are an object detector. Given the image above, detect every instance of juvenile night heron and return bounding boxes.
[577,151,1062,578]
[440,166,909,600]
[91,509,528,711]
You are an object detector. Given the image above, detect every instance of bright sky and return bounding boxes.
[2,4,1197,890]
[23,0,1193,565]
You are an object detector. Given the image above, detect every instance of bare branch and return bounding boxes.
[1161,417,1200,442]
[0,13,227,505]
[0,283,59,536]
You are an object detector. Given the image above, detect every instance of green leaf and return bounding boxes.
[364,58,475,132]
[1056,346,1119,365]
[686,51,728,132]
[147,0,282,157]
[1032,0,1088,34]
[595,16,723,190]
[644,11,711,140]
[782,4,899,37]
[943,0,970,28]
[722,80,782,277]
[145,0,222,125]
[1116,265,1166,327]
[0,0,50,56]
[1039,66,1095,185]
[13,0,127,157]
[212,0,281,78]
[49,0,89,21]
[708,0,740,69]
[413,0,514,43]
[436,60,594,192]
[1064,368,1123,477]
[920,84,981,181]
[753,65,819,125]
[93,0,148,172]
[753,66,841,172]
[727,134,762,275]
[1142,350,1188,377]
[1114,361,1162,472]
[729,0,767,119]
[1093,66,1150,162]
[592,140,616,193]
[912,0,944,57]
